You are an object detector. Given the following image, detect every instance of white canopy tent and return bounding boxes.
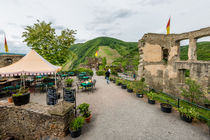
[0,50,61,88]
[0,50,61,77]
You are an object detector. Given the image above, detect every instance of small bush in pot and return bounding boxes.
[121,80,127,89]
[77,103,92,123]
[116,79,122,86]
[12,88,30,106]
[127,82,133,93]
[69,116,85,138]
[133,81,147,98]
[65,78,74,87]
[178,107,199,123]
[147,92,156,104]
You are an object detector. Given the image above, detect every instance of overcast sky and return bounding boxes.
[0,0,210,53]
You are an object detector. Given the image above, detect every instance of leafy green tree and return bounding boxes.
[22,20,76,65]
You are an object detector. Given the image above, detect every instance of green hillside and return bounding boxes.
[180,41,210,60]
[66,37,139,70]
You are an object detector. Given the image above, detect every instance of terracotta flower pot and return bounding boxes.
[85,114,92,123]
[8,97,13,103]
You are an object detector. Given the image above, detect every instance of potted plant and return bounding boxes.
[112,77,116,83]
[116,79,122,86]
[77,103,92,123]
[127,82,133,93]
[121,80,127,89]
[12,88,30,106]
[160,102,172,113]
[65,78,74,87]
[110,77,114,82]
[133,81,147,98]
[8,96,13,103]
[178,107,199,123]
[69,116,85,138]
[147,92,156,104]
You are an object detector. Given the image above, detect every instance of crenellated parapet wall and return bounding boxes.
[0,101,74,140]
[138,27,210,96]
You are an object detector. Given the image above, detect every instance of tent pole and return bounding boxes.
[55,72,57,89]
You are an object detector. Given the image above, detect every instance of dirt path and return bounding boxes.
[65,75,209,140]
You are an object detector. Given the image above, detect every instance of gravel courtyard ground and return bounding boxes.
[29,75,209,140]
[63,75,209,140]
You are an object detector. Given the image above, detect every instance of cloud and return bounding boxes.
[138,0,172,6]
[92,9,134,25]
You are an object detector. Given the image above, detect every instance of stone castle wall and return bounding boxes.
[138,27,210,97]
[0,55,23,68]
[0,101,74,140]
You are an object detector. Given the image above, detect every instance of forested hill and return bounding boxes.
[180,41,210,61]
[65,37,138,69]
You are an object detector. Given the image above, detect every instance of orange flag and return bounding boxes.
[95,51,98,57]
[4,35,8,53]
[166,17,170,35]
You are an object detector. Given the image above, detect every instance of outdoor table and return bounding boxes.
[81,76,89,80]
[81,82,93,89]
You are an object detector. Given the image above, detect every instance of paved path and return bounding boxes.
[65,75,209,140]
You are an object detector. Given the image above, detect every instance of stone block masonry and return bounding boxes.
[0,100,74,140]
[138,27,210,97]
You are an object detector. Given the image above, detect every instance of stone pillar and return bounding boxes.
[188,38,197,61]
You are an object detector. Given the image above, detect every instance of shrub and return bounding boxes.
[127,82,133,89]
[146,92,156,100]
[69,68,93,76]
[70,117,85,131]
[181,78,206,104]
[116,79,122,84]
[77,103,91,118]
[178,107,199,119]
[65,78,74,85]
[133,80,147,93]
[96,70,105,76]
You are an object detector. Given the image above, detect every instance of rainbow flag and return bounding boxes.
[95,51,98,57]
[166,17,170,35]
[4,35,8,53]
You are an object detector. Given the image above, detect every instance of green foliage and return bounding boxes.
[71,68,93,76]
[70,117,85,131]
[116,79,122,84]
[147,92,156,100]
[180,41,210,61]
[64,78,73,85]
[96,70,105,76]
[77,103,91,118]
[121,80,128,85]
[68,37,139,69]
[127,81,133,90]
[178,107,199,119]
[102,57,107,68]
[133,80,147,93]
[12,88,29,97]
[22,20,76,65]
[181,78,206,103]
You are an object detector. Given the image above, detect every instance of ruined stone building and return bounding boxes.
[0,53,24,68]
[138,27,210,96]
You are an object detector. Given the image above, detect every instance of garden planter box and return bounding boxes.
[136,93,143,98]
[121,84,127,89]
[13,93,30,106]
[179,113,193,123]
[160,103,172,113]
[127,89,133,93]
[148,98,155,104]
[69,128,82,138]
